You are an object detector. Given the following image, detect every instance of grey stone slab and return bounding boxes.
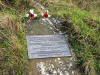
[27,35,71,59]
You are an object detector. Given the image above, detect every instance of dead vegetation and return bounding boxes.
[0,0,7,8]
[0,9,28,75]
[0,0,31,75]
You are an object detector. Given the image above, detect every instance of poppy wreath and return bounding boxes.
[26,9,37,19]
[41,10,51,18]
[26,10,51,18]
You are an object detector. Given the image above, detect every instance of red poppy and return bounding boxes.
[29,13,34,18]
[43,13,48,18]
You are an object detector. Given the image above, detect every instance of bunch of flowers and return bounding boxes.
[26,9,51,18]
[26,9,37,19]
[41,10,51,18]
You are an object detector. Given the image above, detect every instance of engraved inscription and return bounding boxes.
[27,35,71,59]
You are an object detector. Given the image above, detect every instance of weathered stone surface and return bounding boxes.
[27,35,71,59]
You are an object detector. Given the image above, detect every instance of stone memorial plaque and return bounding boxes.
[27,35,71,59]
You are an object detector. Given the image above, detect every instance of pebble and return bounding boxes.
[58,58,60,60]
[72,71,74,74]
[53,70,57,74]
[65,71,69,75]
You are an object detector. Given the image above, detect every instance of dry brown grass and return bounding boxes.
[0,0,7,8]
[0,12,28,75]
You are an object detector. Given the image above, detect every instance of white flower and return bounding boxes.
[26,14,29,17]
[30,9,34,14]
[34,14,37,17]
[48,15,51,17]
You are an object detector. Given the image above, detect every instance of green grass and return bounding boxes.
[0,0,30,74]
[40,0,100,75]
[0,0,40,74]
[62,9,100,75]
[64,9,100,75]
[0,0,100,75]
[0,11,29,75]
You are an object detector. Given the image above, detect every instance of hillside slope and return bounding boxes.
[0,0,29,75]
[39,0,100,75]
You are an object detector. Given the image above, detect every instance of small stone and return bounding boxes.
[59,61,63,64]
[42,18,46,21]
[58,58,60,60]
[51,64,54,68]
[53,71,57,74]
[69,63,73,68]
[60,71,63,75]
[50,27,53,30]
[55,59,57,62]
[72,71,74,74]
[65,71,69,75]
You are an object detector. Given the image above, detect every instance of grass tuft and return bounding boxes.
[0,12,28,75]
